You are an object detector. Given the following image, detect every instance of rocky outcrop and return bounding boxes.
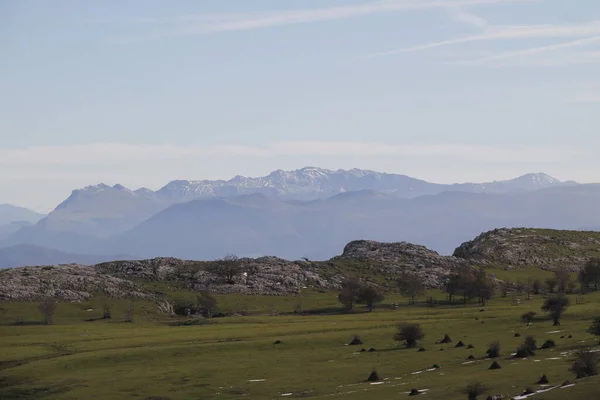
[453,228,600,270]
[0,264,155,302]
[335,240,470,288]
[0,256,340,301]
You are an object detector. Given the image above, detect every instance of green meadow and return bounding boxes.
[2,291,600,400]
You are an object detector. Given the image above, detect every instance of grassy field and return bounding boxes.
[2,291,600,400]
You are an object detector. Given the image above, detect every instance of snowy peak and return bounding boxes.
[512,173,562,186]
[61,169,576,209]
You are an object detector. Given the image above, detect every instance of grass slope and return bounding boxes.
[2,291,600,400]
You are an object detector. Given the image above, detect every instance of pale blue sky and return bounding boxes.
[1,0,599,211]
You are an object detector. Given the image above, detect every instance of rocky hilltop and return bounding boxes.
[0,256,339,302]
[453,228,600,270]
[3,228,600,302]
[0,240,469,302]
[335,240,470,287]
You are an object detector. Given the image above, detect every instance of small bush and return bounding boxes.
[367,369,380,382]
[486,341,501,358]
[274,340,282,345]
[570,350,600,378]
[514,333,521,338]
[521,311,536,325]
[540,339,556,349]
[515,344,535,358]
[467,355,475,360]
[418,347,426,352]
[489,361,501,370]
[460,381,488,400]
[537,374,549,384]
[349,335,363,346]
[455,341,465,348]
[467,344,474,349]
[440,334,453,343]
[394,323,425,348]
[368,348,376,352]
[409,388,420,396]
[525,335,537,350]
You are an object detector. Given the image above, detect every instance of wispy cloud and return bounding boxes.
[454,36,600,66]
[115,0,536,42]
[451,9,489,28]
[364,21,600,58]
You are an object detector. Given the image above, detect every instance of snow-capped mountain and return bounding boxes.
[65,168,574,206]
[0,168,577,252]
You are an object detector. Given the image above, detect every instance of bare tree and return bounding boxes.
[38,298,57,325]
[197,291,218,318]
[554,267,571,293]
[124,301,134,323]
[206,254,243,284]
[397,273,425,305]
[103,301,112,319]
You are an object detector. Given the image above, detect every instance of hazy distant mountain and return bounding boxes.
[0,204,44,225]
[98,183,600,260]
[0,221,34,241]
[0,244,138,269]
[0,168,582,256]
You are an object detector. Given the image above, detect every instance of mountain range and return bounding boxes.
[0,167,595,267]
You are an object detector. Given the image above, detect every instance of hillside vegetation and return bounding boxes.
[454,228,600,270]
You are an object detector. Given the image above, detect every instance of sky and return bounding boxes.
[1,0,600,212]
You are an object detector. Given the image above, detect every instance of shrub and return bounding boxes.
[486,341,501,358]
[455,341,465,348]
[515,344,535,358]
[521,311,536,325]
[524,335,537,350]
[537,374,549,384]
[489,361,501,370]
[587,317,600,344]
[349,335,363,346]
[440,334,453,343]
[367,369,380,382]
[540,339,556,349]
[394,323,425,348]
[570,350,600,378]
[460,381,488,400]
